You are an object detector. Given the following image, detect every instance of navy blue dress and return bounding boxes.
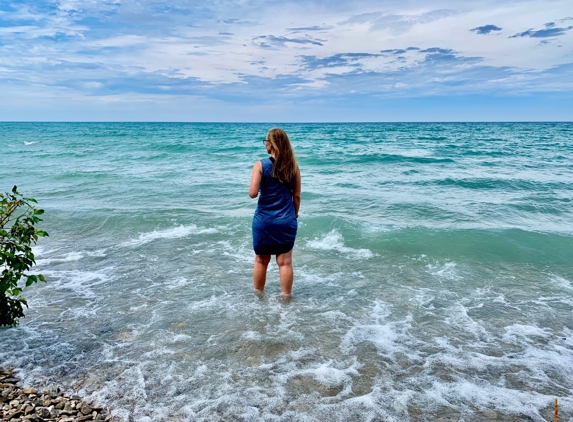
[252,157,298,255]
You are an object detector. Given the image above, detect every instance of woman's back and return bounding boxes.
[256,157,296,221]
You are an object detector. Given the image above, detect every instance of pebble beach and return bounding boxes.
[1,367,115,422]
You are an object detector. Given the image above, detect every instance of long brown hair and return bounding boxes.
[267,128,298,184]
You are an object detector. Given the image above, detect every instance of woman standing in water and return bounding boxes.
[249,128,301,298]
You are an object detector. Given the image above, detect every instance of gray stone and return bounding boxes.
[59,409,77,416]
[80,402,92,415]
[5,409,23,419]
[37,406,52,418]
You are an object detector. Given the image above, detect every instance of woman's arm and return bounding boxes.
[292,166,301,218]
[249,161,262,198]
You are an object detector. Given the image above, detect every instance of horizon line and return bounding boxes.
[1,120,572,124]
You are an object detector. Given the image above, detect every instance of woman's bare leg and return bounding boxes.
[253,254,271,293]
[276,249,294,296]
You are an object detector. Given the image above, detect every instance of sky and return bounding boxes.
[0,0,572,121]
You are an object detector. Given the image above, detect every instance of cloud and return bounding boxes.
[510,22,573,38]
[471,25,502,35]
[341,9,458,34]
[287,25,331,33]
[220,18,254,26]
[301,53,381,70]
[252,35,324,48]
[1,0,573,119]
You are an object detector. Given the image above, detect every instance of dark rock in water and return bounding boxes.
[287,374,345,397]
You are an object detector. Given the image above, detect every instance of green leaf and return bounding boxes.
[26,275,37,286]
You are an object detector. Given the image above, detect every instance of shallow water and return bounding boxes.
[1,122,572,421]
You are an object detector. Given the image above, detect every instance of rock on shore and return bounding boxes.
[1,367,121,422]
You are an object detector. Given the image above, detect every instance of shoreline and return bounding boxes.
[1,367,121,422]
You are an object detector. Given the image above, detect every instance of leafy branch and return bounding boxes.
[1,186,48,327]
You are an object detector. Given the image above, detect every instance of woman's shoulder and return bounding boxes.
[254,157,271,165]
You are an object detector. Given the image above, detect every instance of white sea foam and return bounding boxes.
[36,251,85,266]
[444,303,491,341]
[297,268,344,287]
[38,268,111,300]
[24,141,38,145]
[340,301,419,362]
[306,230,373,259]
[163,277,188,290]
[287,358,360,398]
[121,224,218,247]
[426,261,462,280]
[409,289,436,310]
[550,274,572,290]
[422,380,553,417]
[241,331,262,341]
[361,222,392,233]
[219,240,253,263]
[502,324,552,344]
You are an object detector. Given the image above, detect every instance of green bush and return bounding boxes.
[1,186,48,327]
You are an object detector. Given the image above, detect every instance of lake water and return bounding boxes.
[1,122,572,421]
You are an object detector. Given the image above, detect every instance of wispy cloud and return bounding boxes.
[287,25,331,33]
[341,9,457,34]
[252,35,325,48]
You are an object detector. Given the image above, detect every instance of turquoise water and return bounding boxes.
[1,122,572,421]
